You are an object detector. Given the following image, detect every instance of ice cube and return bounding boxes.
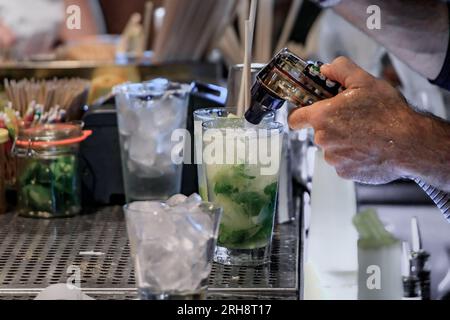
[175,207,214,244]
[174,201,214,242]
[180,238,194,251]
[136,107,156,135]
[152,153,176,176]
[129,134,157,168]
[154,130,176,153]
[184,193,203,210]
[166,194,214,237]
[128,201,166,212]
[137,241,209,291]
[137,239,181,290]
[144,78,169,92]
[166,194,188,207]
[186,212,214,238]
[127,158,137,173]
[126,201,172,240]
[127,158,164,178]
[118,108,139,136]
[152,107,174,130]
[133,212,178,244]
[152,98,185,131]
[138,235,200,291]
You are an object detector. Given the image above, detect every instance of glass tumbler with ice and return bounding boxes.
[114,79,191,202]
[124,194,222,300]
[202,118,283,266]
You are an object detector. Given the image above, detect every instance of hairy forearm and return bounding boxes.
[333,0,449,80]
[396,110,450,192]
[420,115,450,192]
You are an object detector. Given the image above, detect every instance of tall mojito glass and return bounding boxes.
[202,118,283,265]
[114,79,191,201]
[193,108,275,201]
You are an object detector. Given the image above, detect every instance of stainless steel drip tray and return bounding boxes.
[0,207,300,300]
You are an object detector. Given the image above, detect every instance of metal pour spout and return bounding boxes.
[244,48,344,125]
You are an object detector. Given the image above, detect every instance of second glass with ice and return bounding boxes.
[114,79,191,201]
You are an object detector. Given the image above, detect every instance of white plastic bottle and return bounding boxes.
[308,149,358,272]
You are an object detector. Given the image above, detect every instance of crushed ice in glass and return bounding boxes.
[125,194,219,292]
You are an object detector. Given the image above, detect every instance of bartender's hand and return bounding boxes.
[288,56,450,191]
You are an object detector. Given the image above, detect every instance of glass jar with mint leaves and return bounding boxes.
[14,122,91,218]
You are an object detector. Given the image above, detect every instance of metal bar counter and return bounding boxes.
[0,205,301,300]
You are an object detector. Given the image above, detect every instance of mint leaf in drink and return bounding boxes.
[232,191,265,217]
[218,224,262,247]
[234,164,256,180]
[212,165,256,198]
[252,198,275,225]
[219,228,247,245]
[212,165,253,196]
[214,181,238,196]
[264,182,278,198]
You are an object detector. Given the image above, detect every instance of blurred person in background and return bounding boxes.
[0,0,163,61]
[0,0,106,61]
[0,19,15,52]
[0,0,64,60]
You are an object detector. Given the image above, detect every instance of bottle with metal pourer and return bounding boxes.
[410,217,431,300]
[402,242,422,300]
[244,48,344,125]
